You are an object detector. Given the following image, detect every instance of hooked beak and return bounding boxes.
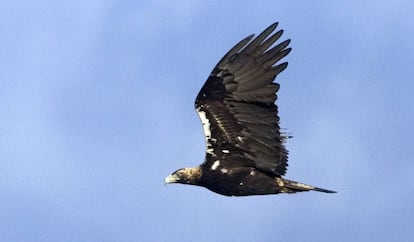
[164,173,179,185]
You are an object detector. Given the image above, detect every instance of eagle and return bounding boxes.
[165,23,336,196]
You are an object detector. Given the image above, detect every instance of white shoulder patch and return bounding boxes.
[211,160,220,170]
[196,107,214,155]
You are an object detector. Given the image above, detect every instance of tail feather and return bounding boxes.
[282,178,336,193]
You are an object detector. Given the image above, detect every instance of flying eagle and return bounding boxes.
[165,23,336,196]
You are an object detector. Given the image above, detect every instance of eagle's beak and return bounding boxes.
[164,174,179,185]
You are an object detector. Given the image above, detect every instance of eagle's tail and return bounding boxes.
[281,178,336,193]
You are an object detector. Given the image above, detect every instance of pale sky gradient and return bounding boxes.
[1,1,413,242]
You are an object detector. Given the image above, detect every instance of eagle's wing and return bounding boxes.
[195,23,291,176]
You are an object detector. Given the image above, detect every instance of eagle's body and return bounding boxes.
[165,23,335,196]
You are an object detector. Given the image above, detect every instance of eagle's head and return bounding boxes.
[164,167,202,185]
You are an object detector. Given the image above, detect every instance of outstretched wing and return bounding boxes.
[195,23,291,177]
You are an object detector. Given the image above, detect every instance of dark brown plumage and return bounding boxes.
[165,23,336,196]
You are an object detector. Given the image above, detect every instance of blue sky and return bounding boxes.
[1,1,413,241]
